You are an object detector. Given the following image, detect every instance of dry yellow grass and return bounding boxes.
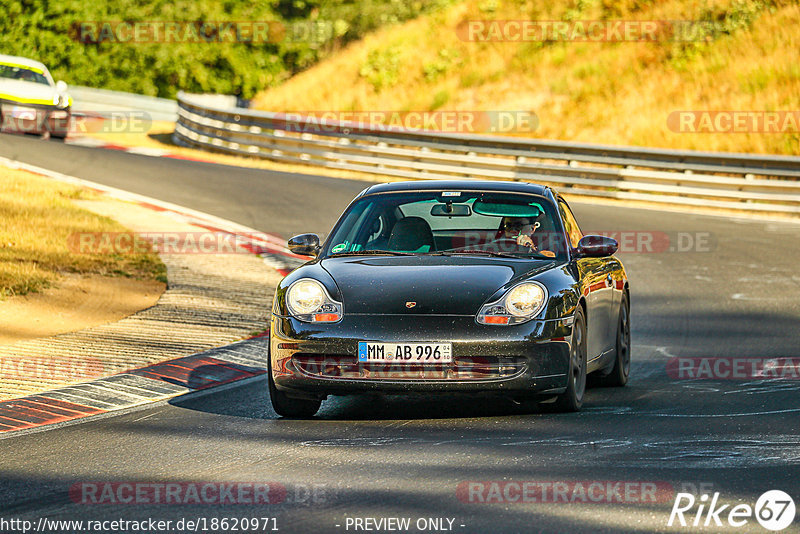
[252,0,800,155]
[0,166,166,297]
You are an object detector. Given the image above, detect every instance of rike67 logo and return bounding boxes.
[669,490,796,531]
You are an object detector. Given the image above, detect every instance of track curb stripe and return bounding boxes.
[66,137,217,163]
[0,336,268,434]
[0,398,106,431]
[0,157,281,435]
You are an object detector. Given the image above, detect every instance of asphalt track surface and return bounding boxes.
[0,133,799,533]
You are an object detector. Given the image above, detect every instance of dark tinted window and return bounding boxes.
[324,191,567,259]
[557,198,583,249]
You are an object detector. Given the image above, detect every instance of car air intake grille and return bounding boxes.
[292,354,526,380]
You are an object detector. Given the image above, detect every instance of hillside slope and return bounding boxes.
[0,0,450,98]
[253,0,800,155]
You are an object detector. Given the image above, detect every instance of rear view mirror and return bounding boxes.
[55,80,68,93]
[288,233,320,257]
[430,203,471,216]
[576,235,618,257]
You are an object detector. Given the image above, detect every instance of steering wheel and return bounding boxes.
[488,237,531,252]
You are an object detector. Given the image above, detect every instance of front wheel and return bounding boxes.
[595,292,631,387]
[268,366,321,418]
[553,306,587,412]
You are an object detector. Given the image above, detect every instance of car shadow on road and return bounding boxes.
[169,370,593,421]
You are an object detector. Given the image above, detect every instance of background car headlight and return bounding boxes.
[285,278,343,322]
[477,281,547,325]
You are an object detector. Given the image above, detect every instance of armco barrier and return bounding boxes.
[173,92,800,214]
[70,85,178,122]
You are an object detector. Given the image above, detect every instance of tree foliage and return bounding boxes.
[0,0,449,98]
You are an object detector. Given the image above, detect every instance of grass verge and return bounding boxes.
[0,166,166,298]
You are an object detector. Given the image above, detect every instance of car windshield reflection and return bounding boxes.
[324,191,568,260]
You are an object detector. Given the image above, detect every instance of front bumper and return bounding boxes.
[0,101,71,136]
[269,313,572,399]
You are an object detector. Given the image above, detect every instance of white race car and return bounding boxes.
[0,54,72,138]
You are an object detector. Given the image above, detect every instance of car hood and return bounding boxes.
[320,255,556,315]
[0,79,58,106]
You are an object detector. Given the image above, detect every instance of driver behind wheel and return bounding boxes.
[497,216,556,257]
[499,216,538,248]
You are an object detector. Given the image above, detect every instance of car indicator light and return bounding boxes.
[482,316,510,325]
[314,313,340,322]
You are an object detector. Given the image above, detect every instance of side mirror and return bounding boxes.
[55,80,68,93]
[576,235,618,258]
[288,233,320,257]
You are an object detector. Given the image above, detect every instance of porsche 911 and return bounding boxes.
[269,180,630,417]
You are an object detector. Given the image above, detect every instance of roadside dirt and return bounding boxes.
[0,273,164,345]
[0,191,280,401]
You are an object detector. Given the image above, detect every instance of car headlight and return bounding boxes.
[285,278,343,322]
[477,281,547,325]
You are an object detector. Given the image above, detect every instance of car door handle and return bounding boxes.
[606,274,613,286]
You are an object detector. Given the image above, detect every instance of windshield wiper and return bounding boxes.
[432,250,527,259]
[329,249,416,257]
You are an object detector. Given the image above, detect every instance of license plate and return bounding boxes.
[358,342,452,363]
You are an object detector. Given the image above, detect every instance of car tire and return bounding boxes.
[268,365,321,418]
[553,305,587,412]
[595,293,631,387]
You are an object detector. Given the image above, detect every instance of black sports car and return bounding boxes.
[269,180,630,417]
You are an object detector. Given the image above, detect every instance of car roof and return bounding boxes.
[0,54,49,73]
[361,180,552,198]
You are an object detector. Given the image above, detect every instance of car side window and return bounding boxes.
[558,199,583,249]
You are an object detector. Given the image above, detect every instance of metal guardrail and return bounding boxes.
[173,91,800,214]
[70,86,178,122]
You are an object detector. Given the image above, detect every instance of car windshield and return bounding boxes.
[323,190,568,260]
[0,64,50,85]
